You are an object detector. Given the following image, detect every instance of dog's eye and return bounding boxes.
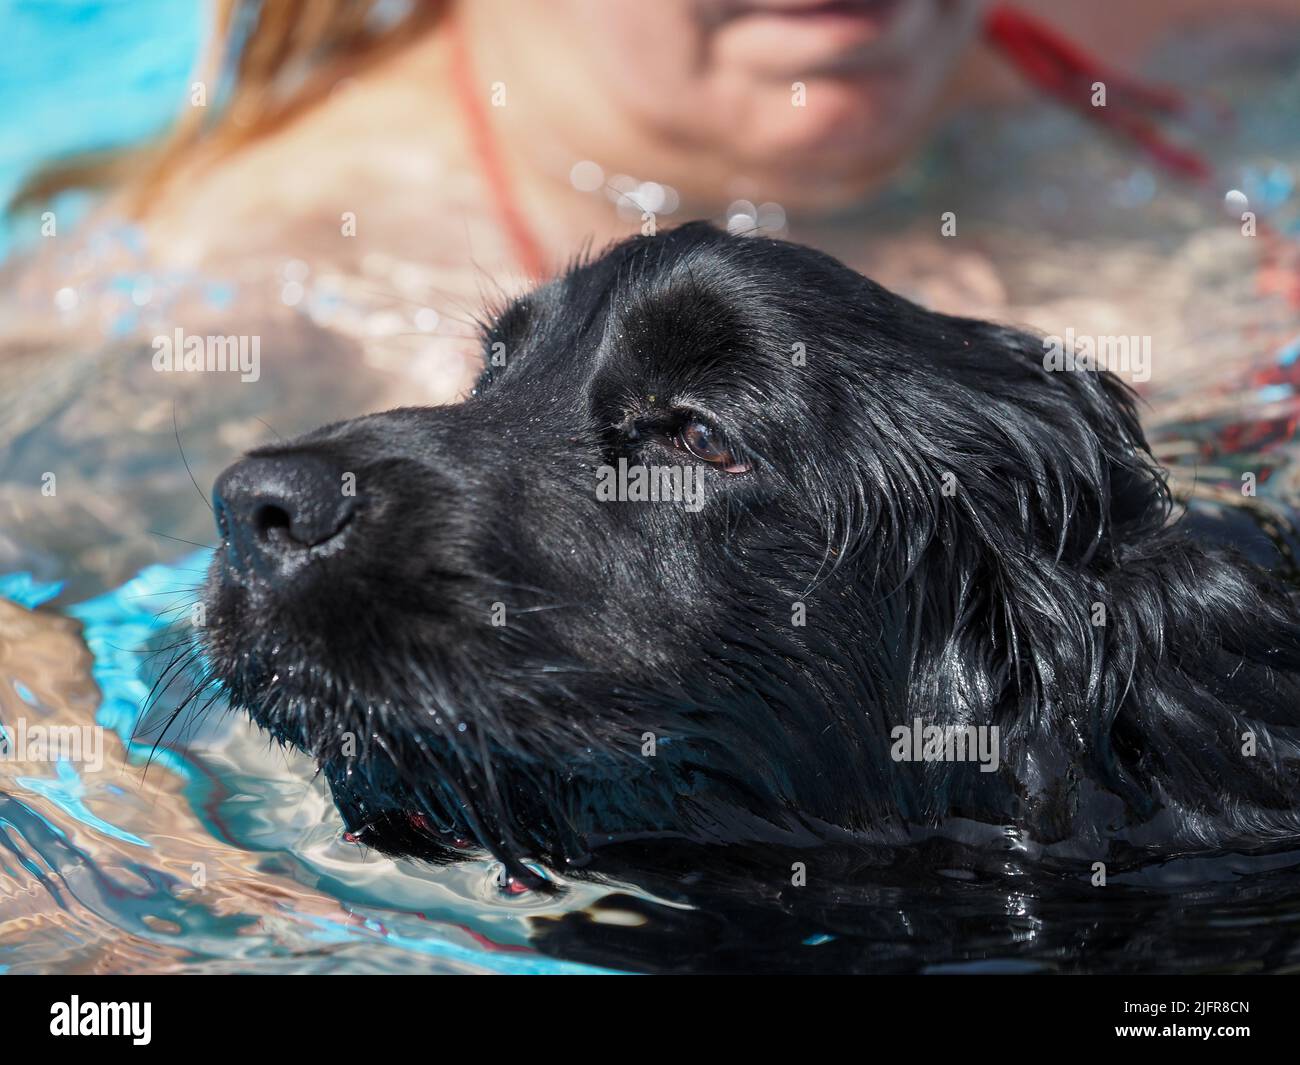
[674,420,750,474]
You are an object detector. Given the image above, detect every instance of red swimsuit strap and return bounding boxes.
[447,10,550,281]
[984,3,1213,182]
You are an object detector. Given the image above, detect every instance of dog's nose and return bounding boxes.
[213,453,355,572]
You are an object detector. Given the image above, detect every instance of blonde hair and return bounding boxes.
[12,0,446,216]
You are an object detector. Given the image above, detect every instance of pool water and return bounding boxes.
[3,12,1300,973]
[0,0,200,262]
[0,556,622,974]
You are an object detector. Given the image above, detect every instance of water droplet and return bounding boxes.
[569,160,604,193]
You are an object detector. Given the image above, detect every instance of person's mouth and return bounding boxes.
[714,0,944,77]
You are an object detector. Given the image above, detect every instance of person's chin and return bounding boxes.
[716,77,924,203]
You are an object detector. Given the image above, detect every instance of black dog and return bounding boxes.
[202,222,1300,890]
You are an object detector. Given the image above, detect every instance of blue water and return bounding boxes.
[0,0,201,259]
[0,556,616,974]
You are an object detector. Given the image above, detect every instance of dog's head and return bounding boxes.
[202,223,1299,881]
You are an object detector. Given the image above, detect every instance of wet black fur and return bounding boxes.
[203,222,1300,888]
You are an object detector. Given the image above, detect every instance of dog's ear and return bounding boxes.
[843,311,1169,576]
[891,317,1300,832]
[836,314,1172,773]
[939,319,1169,565]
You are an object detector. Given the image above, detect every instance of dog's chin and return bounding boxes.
[217,672,480,849]
[319,745,565,890]
[209,648,549,869]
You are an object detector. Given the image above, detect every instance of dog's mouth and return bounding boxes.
[321,737,569,892]
[344,808,486,861]
[202,581,568,891]
[346,812,549,894]
[345,808,475,856]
